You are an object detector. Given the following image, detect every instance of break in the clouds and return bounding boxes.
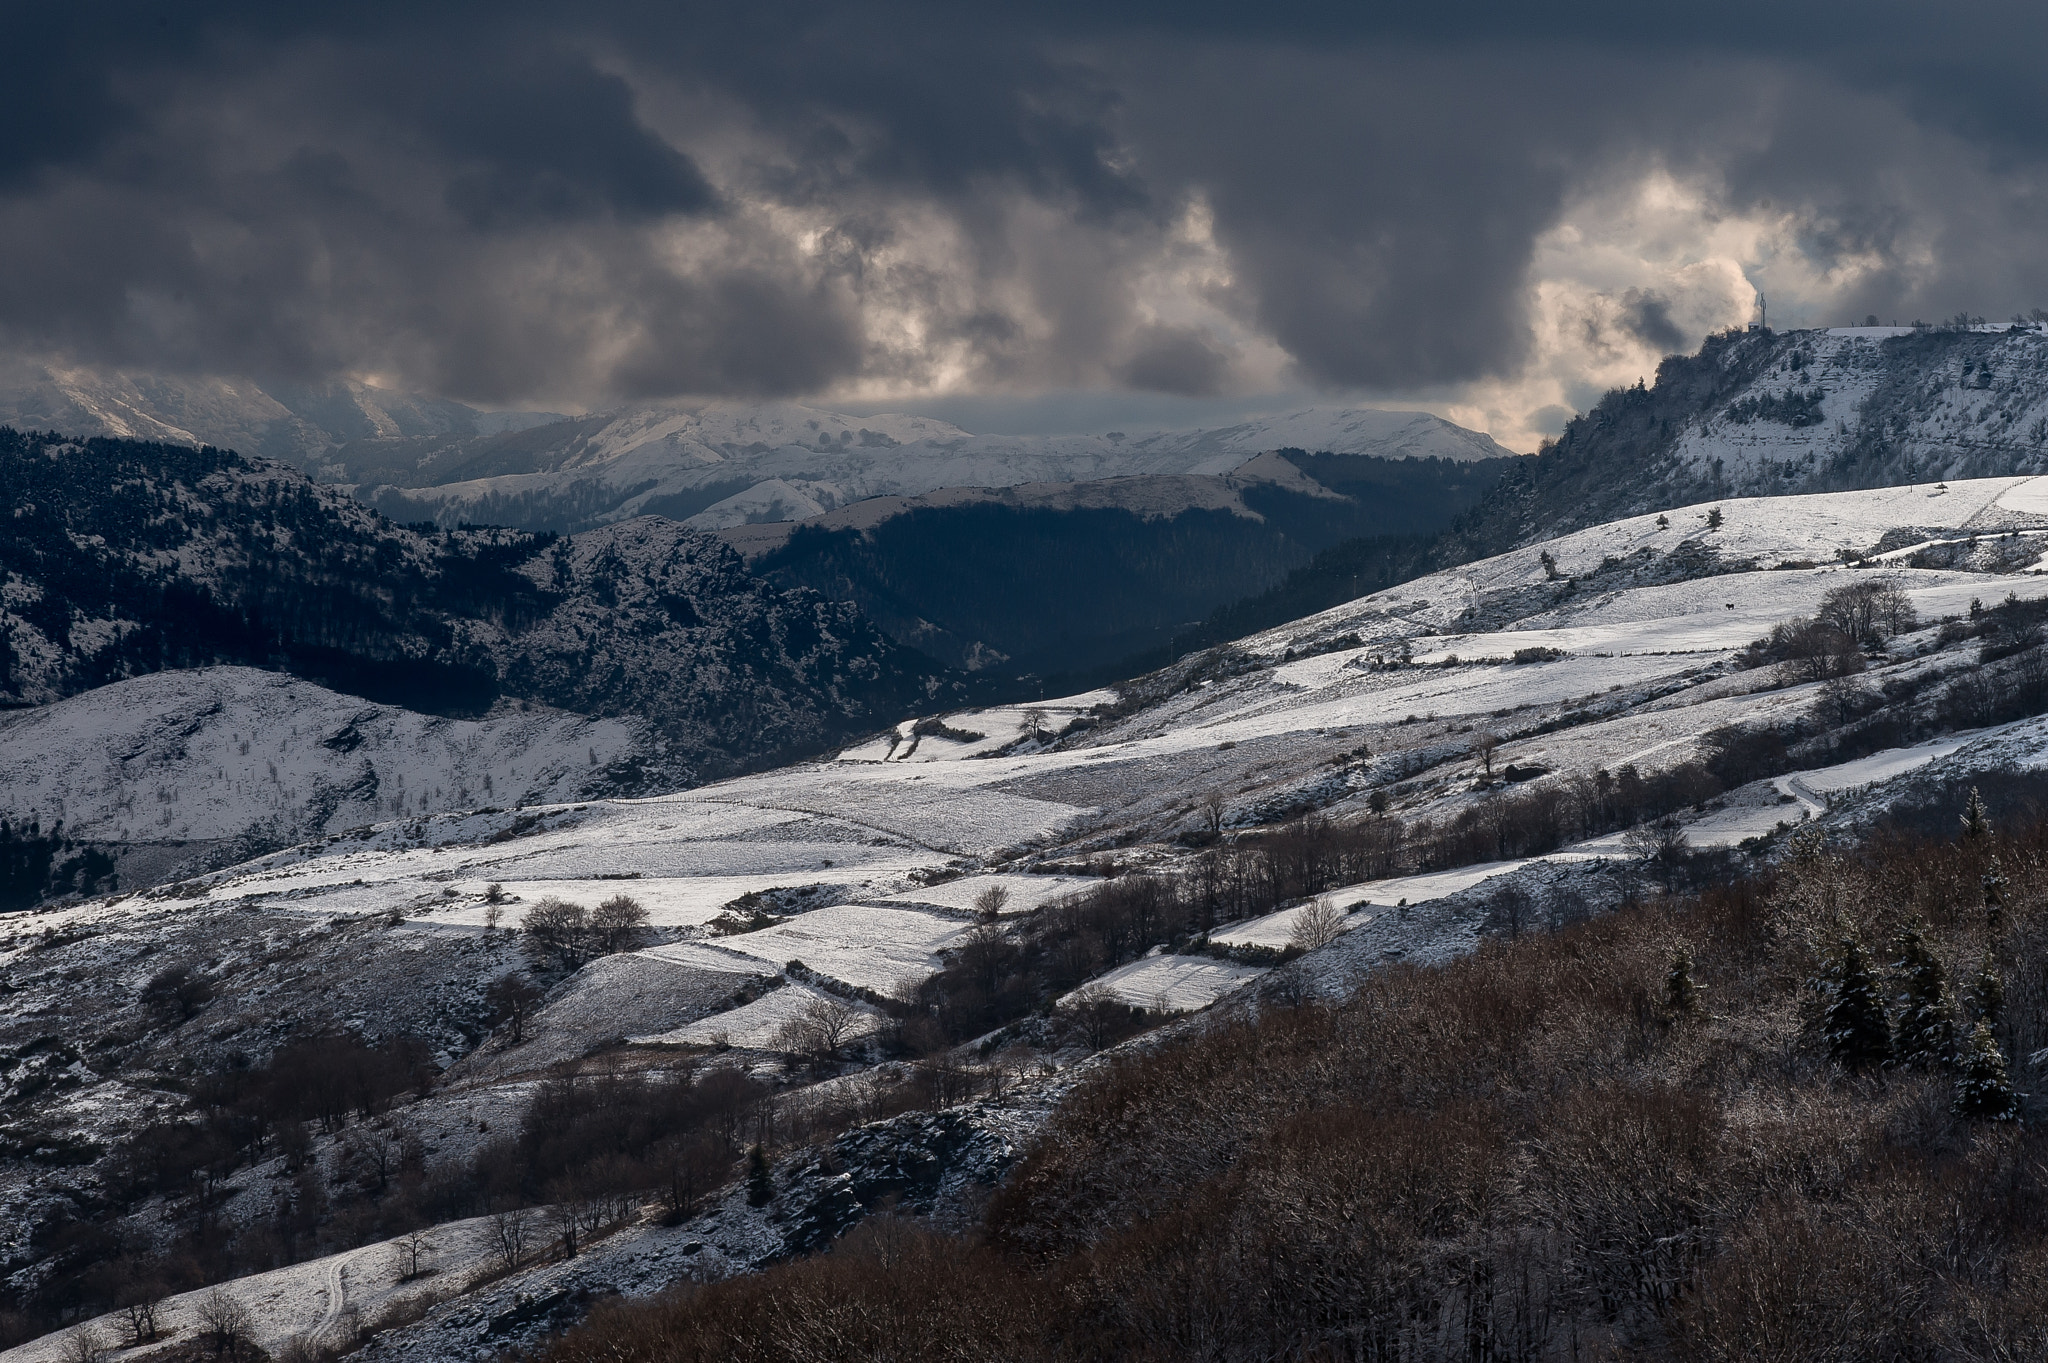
[7,3,2048,446]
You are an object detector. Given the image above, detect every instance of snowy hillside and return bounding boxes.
[1663,325,2048,495]
[356,401,1520,533]
[1448,322,2048,558]
[0,667,652,881]
[17,474,2048,1358]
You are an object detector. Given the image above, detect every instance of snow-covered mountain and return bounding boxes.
[1450,322,2048,557]
[0,360,560,469]
[0,361,1523,535]
[354,401,1520,533]
[13,473,2048,1356]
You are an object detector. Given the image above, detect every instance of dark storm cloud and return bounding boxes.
[1116,325,1234,396]
[1615,290,1685,355]
[402,57,719,230]
[2,2,2047,403]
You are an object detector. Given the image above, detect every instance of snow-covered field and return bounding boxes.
[59,478,2048,1029]
[713,904,973,994]
[632,981,885,1050]
[0,1215,504,1363]
[1068,954,1266,1012]
[32,478,2048,1043]
[876,873,1101,916]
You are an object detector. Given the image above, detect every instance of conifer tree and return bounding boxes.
[1891,925,1955,1068]
[1982,855,2008,932]
[1968,952,2006,1026]
[1665,944,1703,1018]
[1961,787,1992,843]
[1816,929,1891,1070]
[1952,1020,2020,1121]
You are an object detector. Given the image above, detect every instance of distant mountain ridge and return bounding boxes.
[353,401,1521,534]
[0,360,564,470]
[0,361,1520,534]
[721,449,1518,677]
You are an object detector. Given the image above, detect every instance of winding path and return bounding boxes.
[313,1256,348,1344]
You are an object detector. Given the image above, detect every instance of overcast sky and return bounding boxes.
[8,2,2048,447]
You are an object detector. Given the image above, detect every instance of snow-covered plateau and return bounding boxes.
[14,473,2048,1358]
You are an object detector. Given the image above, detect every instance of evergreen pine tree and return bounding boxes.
[1665,944,1703,1018]
[1952,1020,2020,1121]
[1817,930,1891,1070]
[1968,952,2006,1026]
[1982,855,2008,932]
[1891,925,1955,1068]
[745,1144,774,1206]
[1961,787,1992,843]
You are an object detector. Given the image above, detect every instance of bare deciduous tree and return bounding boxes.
[1062,984,1128,1050]
[490,1205,534,1270]
[61,1324,108,1363]
[773,995,861,1066]
[1820,577,1918,644]
[1766,618,1866,683]
[1811,674,1873,728]
[1625,817,1691,891]
[389,1228,435,1281]
[486,973,545,1044]
[115,1270,166,1347]
[1288,895,1345,952]
[972,885,1011,920]
[521,896,590,967]
[196,1287,254,1358]
[591,894,650,954]
[1471,732,1502,780]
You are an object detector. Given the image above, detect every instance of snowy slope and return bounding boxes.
[1663,325,2048,494]
[19,475,2048,1359]
[0,666,649,855]
[359,401,1520,533]
[0,1215,506,1363]
[1453,324,2048,557]
[62,475,2048,1013]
